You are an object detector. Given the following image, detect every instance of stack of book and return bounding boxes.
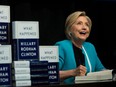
[39,46,60,84]
[11,21,50,86]
[0,45,12,86]
[11,14,60,86]
[12,60,49,86]
[0,5,12,87]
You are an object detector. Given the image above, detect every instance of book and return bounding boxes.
[13,80,49,86]
[12,67,48,75]
[39,46,60,84]
[13,60,48,68]
[0,45,12,86]
[12,60,49,86]
[13,80,31,87]
[0,5,10,44]
[12,60,49,76]
[13,74,49,81]
[75,69,114,84]
[12,21,39,60]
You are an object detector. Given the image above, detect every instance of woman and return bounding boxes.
[55,11,106,84]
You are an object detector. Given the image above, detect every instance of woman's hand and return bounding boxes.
[59,65,86,80]
[73,65,86,76]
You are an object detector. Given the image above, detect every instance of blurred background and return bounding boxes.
[1,0,116,69]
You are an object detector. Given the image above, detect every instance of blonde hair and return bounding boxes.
[65,11,92,39]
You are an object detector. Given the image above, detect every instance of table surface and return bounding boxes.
[26,80,116,87]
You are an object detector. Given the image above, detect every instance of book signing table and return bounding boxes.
[26,81,116,87]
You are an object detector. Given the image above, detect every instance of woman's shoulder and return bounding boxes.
[83,42,95,48]
[55,39,73,49]
[55,39,71,45]
[55,40,73,52]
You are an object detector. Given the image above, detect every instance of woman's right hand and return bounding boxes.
[73,65,86,76]
[59,65,86,80]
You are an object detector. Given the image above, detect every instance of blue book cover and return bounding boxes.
[0,23,10,44]
[0,45,12,86]
[0,64,11,86]
[0,5,10,44]
[39,46,60,84]
[48,62,59,84]
[12,21,39,60]
[13,39,39,60]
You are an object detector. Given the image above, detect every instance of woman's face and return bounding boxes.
[70,16,91,41]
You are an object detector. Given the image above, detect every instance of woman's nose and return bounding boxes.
[82,24,87,29]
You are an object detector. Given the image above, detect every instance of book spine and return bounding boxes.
[30,60,48,69]
[13,61,30,68]
[13,74,49,81]
[14,74,31,80]
[13,80,49,86]
[31,80,49,86]
[13,68,30,74]
[30,68,48,75]
[13,60,48,68]
[13,67,48,75]
[13,80,31,87]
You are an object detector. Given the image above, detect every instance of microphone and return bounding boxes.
[69,32,72,37]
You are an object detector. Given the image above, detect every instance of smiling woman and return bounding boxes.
[69,16,91,44]
[55,11,106,84]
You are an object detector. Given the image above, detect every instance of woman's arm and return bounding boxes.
[59,65,86,81]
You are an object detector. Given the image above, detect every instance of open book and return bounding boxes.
[75,70,113,83]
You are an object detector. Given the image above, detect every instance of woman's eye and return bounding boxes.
[76,22,82,25]
[76,21,89,27]
[86,23,89,27]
